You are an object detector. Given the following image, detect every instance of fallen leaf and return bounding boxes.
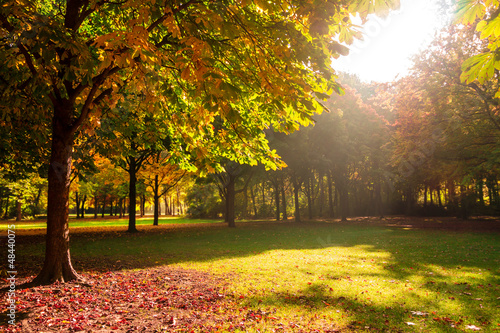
[465,324,481,331]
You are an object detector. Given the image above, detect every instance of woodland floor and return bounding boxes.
[1,216,499,332]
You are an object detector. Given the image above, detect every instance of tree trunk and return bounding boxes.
[225,174,236,227]
[118,198,123,218]
[31,107,81,285]
[176,186,183,215]
[281,179,287,221]
[163,194,170,216]
[75,191,80,219]
[3,194,9,219]
[327,172,334,218]
[423,186,428,207]
[128,158,138,232]
[140,194,145,217]
[93,193,98,219]
[318,172,325,218]
[337,175,349,222]
[16,198,22,222]
[101,196,106,218]
[153,175,160,226]
[81,195,86,219]
[306,176,313,220]
[250,185,257,217]
[292,176,301,223]
[274,181,280,221]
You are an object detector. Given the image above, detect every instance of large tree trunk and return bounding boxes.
[128,158,138,232]
[31,108,81,285]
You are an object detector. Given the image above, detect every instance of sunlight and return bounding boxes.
[333,0,450,82]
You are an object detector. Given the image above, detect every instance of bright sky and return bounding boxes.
[332,0,450,83]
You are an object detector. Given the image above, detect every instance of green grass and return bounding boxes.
[13,221,500,332]
[0,216,221,230]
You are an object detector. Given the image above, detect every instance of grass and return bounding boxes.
[11,220,500,332]
[0,216,221,230]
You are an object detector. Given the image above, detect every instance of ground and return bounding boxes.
[1,216,499,332]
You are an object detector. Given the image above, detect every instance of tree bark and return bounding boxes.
[31,106,81,285]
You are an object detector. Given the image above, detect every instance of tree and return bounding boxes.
[141,152,186,226]
[1,0,399,285]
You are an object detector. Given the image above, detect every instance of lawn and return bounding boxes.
[0,216,222,231]
[2,219,499,332]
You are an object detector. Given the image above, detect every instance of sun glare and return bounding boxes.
[333,0,450,83]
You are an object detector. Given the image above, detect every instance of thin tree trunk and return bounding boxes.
[16,198,22,222]
[250,185,257,217]
[93,194,98,219]
[75,192,80,219]
[293,176,301,223]
[281,179,287,221]
[327,172,334,218]
[306,176,313,220]
[118,198,123,218]
[101,196,106,218]
[275,181,280,221]
[3,195,9,219]
[81,195,86,219]
[153,175,160,226]
[128,157,138,232]
[225,174,236,228]
[176,186,182,215]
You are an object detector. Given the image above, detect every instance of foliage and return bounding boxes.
[457,0,500,94]
[186,179,223,219]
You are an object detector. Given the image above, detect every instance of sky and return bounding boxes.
[332,0,451,83]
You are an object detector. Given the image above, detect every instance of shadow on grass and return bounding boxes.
[6,219,500,331]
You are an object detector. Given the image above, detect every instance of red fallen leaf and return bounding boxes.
[433,317,441,321]
[239,295,245,299]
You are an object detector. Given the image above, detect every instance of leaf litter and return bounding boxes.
[1,266,342,332]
